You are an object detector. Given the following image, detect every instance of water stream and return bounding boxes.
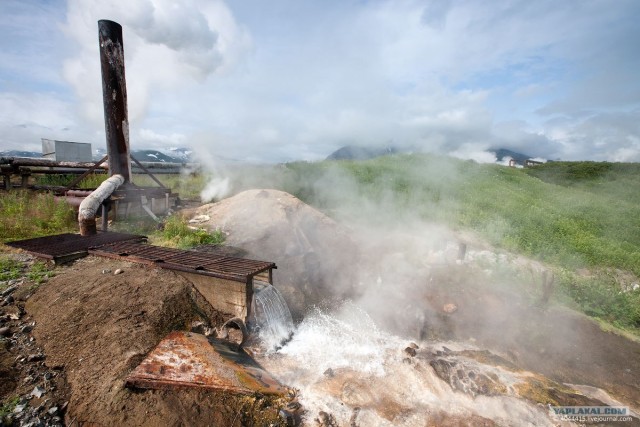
[257,302,558,426]
[251,281,295,351]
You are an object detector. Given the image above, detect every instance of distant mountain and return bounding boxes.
[167,147,193,162]
[327,145,397,161]
[0,150,41,158]
[1,148,191,163]
[488,148,533,165]
[130,149,187,163]
[94,148,191,163]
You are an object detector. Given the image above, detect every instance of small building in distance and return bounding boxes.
[42,139,92,162]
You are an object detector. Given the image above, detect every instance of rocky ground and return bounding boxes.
[0,253,68,427]
[1,251,291,427]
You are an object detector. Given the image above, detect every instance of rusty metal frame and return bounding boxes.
[89,241,276,283]
[5,232,146,263]
[125,331,286,395]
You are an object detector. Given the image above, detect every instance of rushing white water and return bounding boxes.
[251,281,295,351]
[258,302,558,426]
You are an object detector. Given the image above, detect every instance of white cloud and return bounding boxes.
[60,0,251,137]
[0,0,638,162]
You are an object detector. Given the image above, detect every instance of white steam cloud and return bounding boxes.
[61,0,250,150]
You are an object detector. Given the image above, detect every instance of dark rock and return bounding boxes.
[286,401,301,411]
[317,411,338,427]
[408,342,419,349]
[349,407,361,427]
[27,354,45,362]
[430,358,506,398]
[430,358,454,381]
[21,324,33,333]
[404,347,417,357]
[323,367,334,378]
[279,409,296,426]
[4,295,14,304]
[2,284,18,296]
[190,321,206,334]
[0,326,10,336]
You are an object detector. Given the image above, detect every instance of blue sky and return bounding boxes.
[1,0,639,162]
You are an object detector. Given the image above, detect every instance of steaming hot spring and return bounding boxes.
[186,189,639,426]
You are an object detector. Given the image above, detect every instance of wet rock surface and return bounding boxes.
[429,358,506,398]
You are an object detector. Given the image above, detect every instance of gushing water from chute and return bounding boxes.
[257,302,558,426]
[250,281,295,351]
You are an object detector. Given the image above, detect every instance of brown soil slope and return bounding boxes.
[26,256,287,427]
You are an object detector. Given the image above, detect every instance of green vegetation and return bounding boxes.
[226,155,639,331]
[35,173,108,189]
[35,172,204,199]
[556,270,640,330]
[0,396,20,422]
[0,258,53,292]
[0,191,76,242]
[1,155,638,332]
[27,261,54,284]
[132,173,207,199]
[151,214,225,249]
[109,213,225,249]
[263,155,640,277]
[0,258,22,283]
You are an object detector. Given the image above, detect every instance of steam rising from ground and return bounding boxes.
[188,156,639,423]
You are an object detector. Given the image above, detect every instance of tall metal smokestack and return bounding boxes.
[98,19,131,183]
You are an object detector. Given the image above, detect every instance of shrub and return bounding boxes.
[0,191,76,242]
[154,215,225,249]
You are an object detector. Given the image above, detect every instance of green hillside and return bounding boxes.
[233,154,640,331]
[267,155,640,274]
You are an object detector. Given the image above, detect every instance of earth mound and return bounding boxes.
[25,256,287,426]
[185,189,360,320]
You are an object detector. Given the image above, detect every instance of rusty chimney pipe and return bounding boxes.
[98,20,131,183]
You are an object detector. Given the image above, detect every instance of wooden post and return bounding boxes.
[457,243,467,261]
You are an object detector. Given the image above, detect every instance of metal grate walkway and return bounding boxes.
[89,241,275,282]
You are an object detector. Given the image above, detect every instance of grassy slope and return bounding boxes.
[269,156,640,276]
[236,155,639,331]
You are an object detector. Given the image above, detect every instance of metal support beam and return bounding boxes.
[101,201,109,232]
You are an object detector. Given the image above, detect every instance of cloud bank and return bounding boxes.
[0,0,638,162]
